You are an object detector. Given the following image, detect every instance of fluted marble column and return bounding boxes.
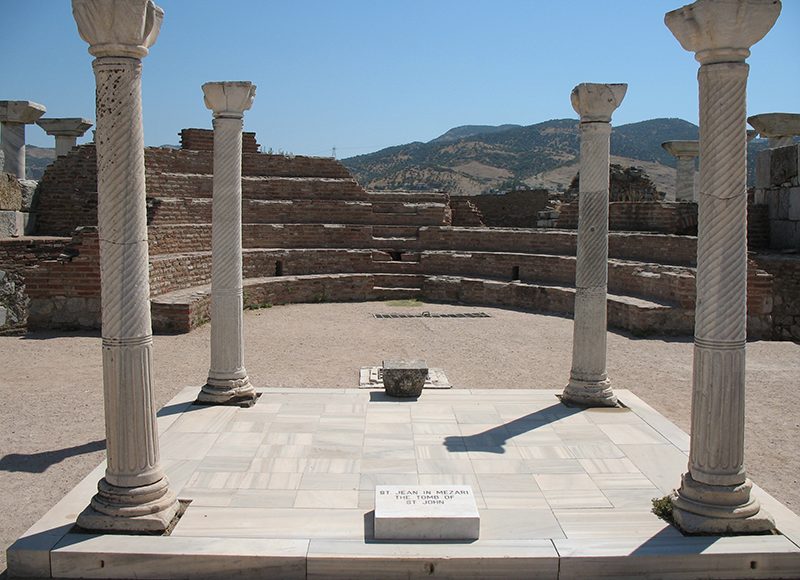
[665,0,780,534]
[562,83,627,408]
[37,117,93,157]
[198,82,257,406]
[0,101,46,178]
[748,113,800,148]
[662,141,700,202]
[72,0,179,532]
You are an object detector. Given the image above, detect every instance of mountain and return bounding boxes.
[343,118,767,196]
[25,145,56,181]
[430,124,521,144]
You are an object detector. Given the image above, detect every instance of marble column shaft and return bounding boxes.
[72,0,178,532]
[1,123,26,178]
[562,83,626,408]
[0,100,46,178]
[665,0,780,534]
[675,155,697,201]
[199,82,256,406]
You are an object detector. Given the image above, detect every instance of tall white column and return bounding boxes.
[662,140,700,201]
[37,117,93,157]
[198,82,257,406]
[72,0,179,532]
[0,101,46,178]
[665,0,780,534]
[562,83,627,408]
[747,113,800,148]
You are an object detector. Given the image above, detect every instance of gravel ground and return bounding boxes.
[1,300,798,573]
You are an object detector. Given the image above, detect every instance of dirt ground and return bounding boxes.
[1,300,798,573]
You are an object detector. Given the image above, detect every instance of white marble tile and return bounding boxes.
[525,459,585,474]
[308,445,362,460]
[362,446,416,461]
[257,444,312,458]
[597,424,670,445]
[589,473,659,490]
[482,490,549,509]
[553,508,677,539]
[364,422,413,436]
[471,459,529,474]
[51,535,308,580]
[534,474,599,491]
[566,443,626,459]
[306,539,559,580]
[263,432,314,446]
[542,489,612,509]
[300,473,361,491]
[250,457,309,473]
[618,444,686,494]
[304,458,361,474]
[160,433,219,460]
[417,459,474,474]
[476,474,539,492]
[173,506,366,539]
[295,490,359,509]
[168,405,237,433]
[230,489,298,508]
[577,458,640,474]
[359,473,419,491]
[361,458,418,474]
[480,509,565,540]
[313,430,365,447]
[515,445,575,460]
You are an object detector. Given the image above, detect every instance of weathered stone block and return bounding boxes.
[0,210,24,237]
[770,220,800,251]
[787,187,800,221]
[755,149,771,189]
[0,173,22,210]
[771,145,799,186]
[382,360,428,398]
[18,179,38,211]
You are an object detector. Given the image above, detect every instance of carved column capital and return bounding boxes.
[662,140,700,159]
[665,0,781,65]
[747,113,800,147]
[72,0,163,59]
[570,83,627,124]
[202,82,256,119]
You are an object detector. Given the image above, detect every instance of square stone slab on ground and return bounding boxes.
[359,366,451,389]
[374,485,480,540]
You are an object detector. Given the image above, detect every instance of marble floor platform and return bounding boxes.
[8,387,800,579]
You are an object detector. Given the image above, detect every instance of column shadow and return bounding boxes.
[444,402,583,454]
[0,439,105,473]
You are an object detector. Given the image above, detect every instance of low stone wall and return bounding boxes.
[753,253,800,341]
[557,201,699,235]
[755,144,800,251]
[452,190,550,228]
[0,236,71,333]
[25,228,101,330]
[179,128,260,154]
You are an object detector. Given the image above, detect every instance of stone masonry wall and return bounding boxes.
[754,144,800,251]
[753,253,800,341]
[557,201,699,234]
[180,128,260,153]
[452,190,550,228]
[25,228,101,329]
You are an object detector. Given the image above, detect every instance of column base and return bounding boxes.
[671,472,775,535]
[561,377,617,407]
[76,477,180,533]
[198,375,257,406]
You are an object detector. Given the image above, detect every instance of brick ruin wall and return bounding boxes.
[2,128,792,340]
[557,201,699,234]
[451,190,550,228]
[179,128,260,154]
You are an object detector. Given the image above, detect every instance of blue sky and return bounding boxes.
[3,1,797,157]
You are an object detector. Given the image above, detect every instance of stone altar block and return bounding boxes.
[374,485,480,541]
[382,359,428,398]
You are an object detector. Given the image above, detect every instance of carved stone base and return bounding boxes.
[671,472,775,535]
[561,377,617,407]
[76,477,180,533]
[198,375,256,406]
